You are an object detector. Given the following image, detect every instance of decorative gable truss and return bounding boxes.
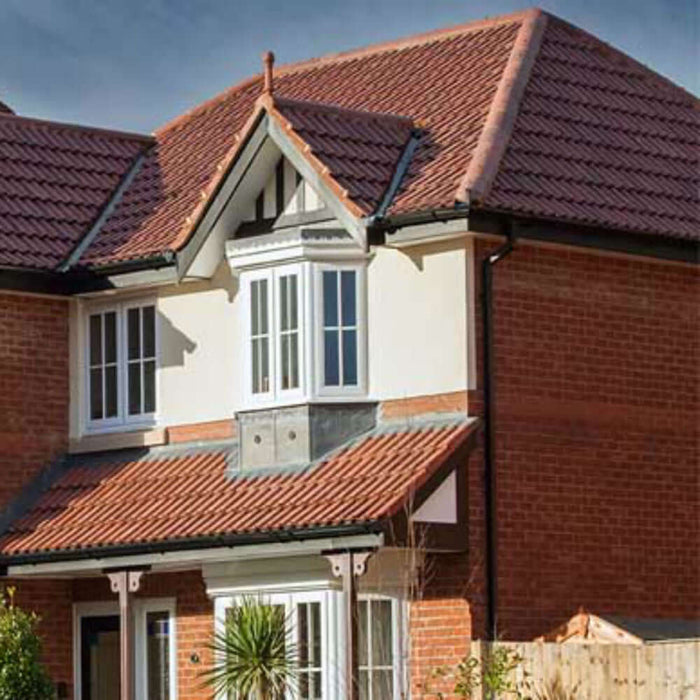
[179,94,417,279]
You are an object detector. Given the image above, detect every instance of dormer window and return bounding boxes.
[238,256,366,409]
[246,266,303,402]
[86,300,157,431]
[321,268,358,389]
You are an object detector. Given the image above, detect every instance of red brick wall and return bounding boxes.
[475,240,699,640]
[12,580,74,693]
[0,293,69,507]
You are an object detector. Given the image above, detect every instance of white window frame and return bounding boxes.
[215,590,330,700]
[314,263,367,398]
[84,298,159,434]
[242,264,306,407]
[73,598,177,700]
[357,594,405,700]
[213,590,403,700]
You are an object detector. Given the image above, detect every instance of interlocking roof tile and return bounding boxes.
[272,96,415,215]
[80,12,524,267]
[481,16,699,240]
[0,417,476,559]
[0,114,152,269]
[2,9,696,272]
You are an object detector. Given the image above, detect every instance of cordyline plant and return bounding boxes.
[201,596,297,700]
[0,587,55,700]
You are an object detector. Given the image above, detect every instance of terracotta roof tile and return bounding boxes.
[4,10,696,272]
[0,417,476,559]
[482,17,699,239]
[80,14,523,266]
[0,115,152,269]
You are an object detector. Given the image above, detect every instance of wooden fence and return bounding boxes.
[470,640,699,699]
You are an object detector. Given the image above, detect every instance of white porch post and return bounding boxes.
[106,570,145,700]
[324,550,373,700]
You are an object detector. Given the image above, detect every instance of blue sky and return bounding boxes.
[1,0,696,133]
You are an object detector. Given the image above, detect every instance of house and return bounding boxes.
[0,7,697,699]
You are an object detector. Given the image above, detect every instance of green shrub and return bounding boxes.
[0,587,55,700]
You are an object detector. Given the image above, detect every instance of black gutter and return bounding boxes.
[481,224,516,641]
[0,522,383,569]
[373,207,699,265]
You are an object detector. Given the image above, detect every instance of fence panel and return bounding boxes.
[469,640,699,699]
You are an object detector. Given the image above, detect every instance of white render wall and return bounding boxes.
[69,235,474,439]
[367,239,471,400]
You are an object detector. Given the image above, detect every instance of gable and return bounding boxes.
[240,155,326,225]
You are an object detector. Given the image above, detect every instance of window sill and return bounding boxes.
[69,427,166,455]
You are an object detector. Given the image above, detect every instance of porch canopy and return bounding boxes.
[0,415,477,568]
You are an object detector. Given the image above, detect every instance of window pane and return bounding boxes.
[105,365,118,418]
[310,603,321,666]
[359,670,369,700]
[324,330,339,386]
[341,271,356,326]
[142,306,156,358]
[281,334,290,390]
[311,672,322,699]
[290,334,299,389]
[252,338,260,393]
[280,276,289,332]
[146,611,170,700]
[259,279,268,334]
[251,281,260,335]
[90,367,103,420]
[128,363,141,415]
[323,271,338,327]
[358,601,368,667]
[371,600,393,666]
[144,360,156,413]
[128,308,140,361]
[298,603,309,667]
[372,670,394,700]
[260,338,269,393]
[104,312,117,364]
[89,315,102,366]
[289,275,298,329]
[342,329,358,386]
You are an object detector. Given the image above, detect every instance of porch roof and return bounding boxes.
[0,415,477,564]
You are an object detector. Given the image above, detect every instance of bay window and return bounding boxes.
[86,300,157,431]
[242,262,365,407]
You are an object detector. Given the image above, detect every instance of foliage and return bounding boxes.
[423,644,579,700]
[0,587,55,700]
[201,596,297,700]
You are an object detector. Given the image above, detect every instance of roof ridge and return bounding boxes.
[456,7,548,206]
[272,95,413,124]
[273,8,534,76]
[154,8,533,137]
[0,112,154,144]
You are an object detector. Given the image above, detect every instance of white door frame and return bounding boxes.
[73,598,177,700]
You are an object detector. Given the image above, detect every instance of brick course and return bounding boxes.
[0,293,69,508]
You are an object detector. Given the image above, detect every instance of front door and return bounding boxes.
[76,600,176,700]
[80,615,120,700]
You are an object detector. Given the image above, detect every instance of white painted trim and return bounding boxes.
[267,118,367,247]
[314,263,368,398]
[73,598,177,700]
[7,534,385,578]
[83,297,159,435]
[135,598,178,700]
[382,220,470,248]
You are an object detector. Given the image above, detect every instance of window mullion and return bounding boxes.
[101,313,107,419]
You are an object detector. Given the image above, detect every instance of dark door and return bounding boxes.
[80,615,120,700]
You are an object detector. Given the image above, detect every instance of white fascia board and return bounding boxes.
[226,236,369,274]
[76,265,179,297]
[5,533,384,578]
[267,118,367,248]
[384,220,473,248]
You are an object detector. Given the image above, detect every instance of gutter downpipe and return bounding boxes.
[481,221,516,643]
